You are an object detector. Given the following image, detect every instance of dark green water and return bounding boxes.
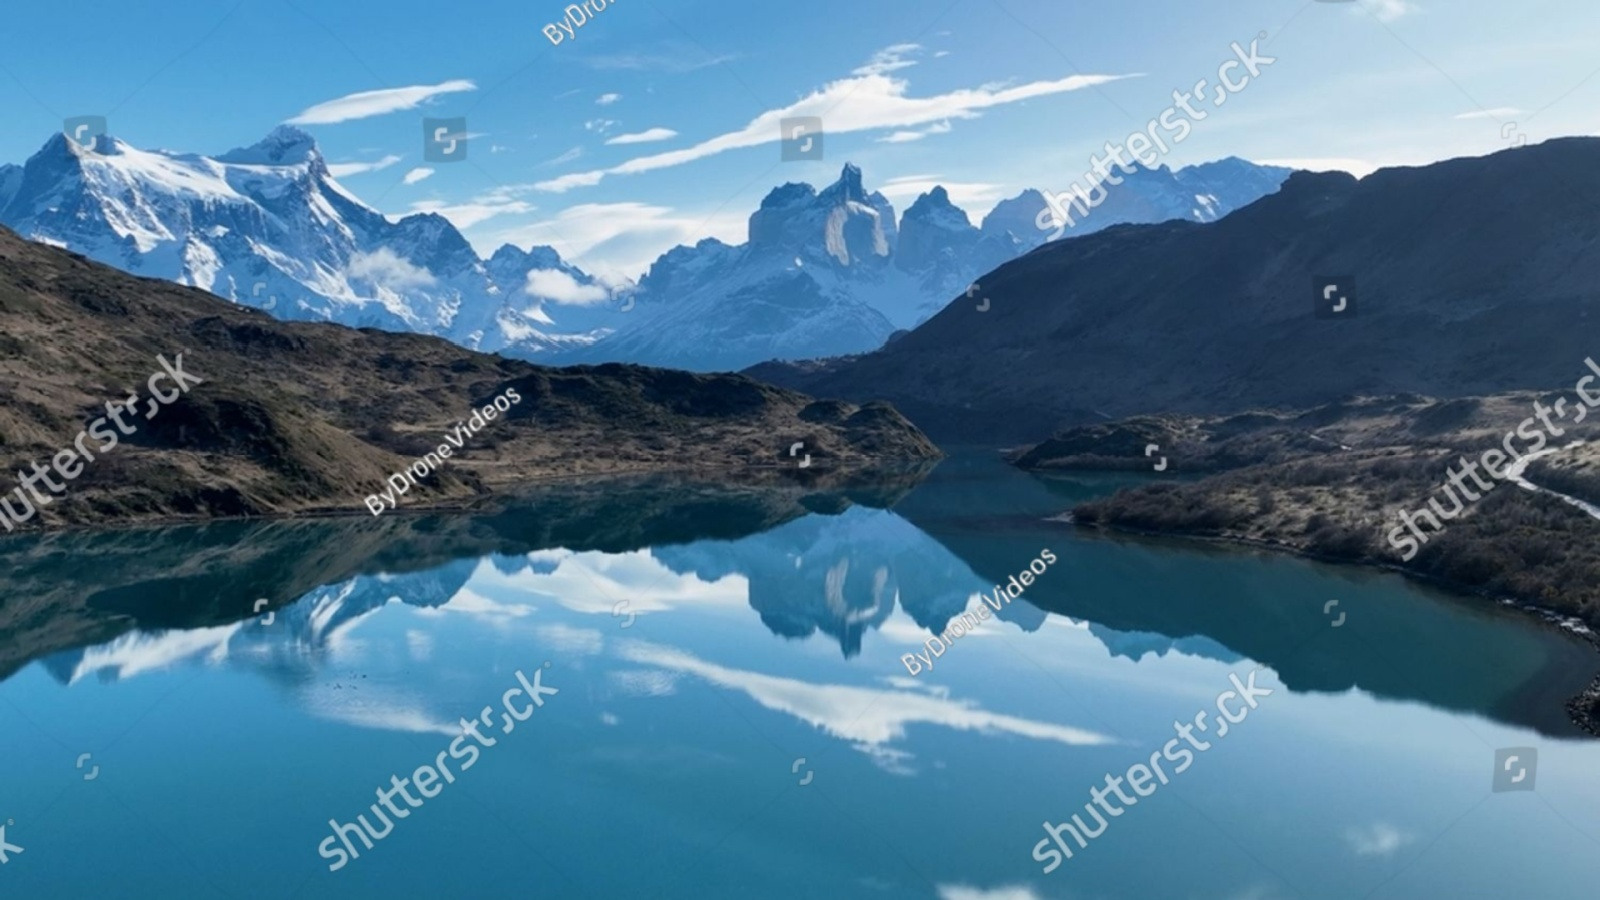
[2,452,1597,898]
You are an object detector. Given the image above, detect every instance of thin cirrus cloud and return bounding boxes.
[534,44,1136,192]
[876,175,1007,210]
[326,154,402,178]
[1453,107,1524,120]
[409,189,536,229]
[1368,0,1417,22]
[1258,156,1382,178]
[1344,822,1416,857]
[877,120,953,143]
[605,128,679,145]
[402,167,435,185]
[480,201,749,282]
[285,79,476,125]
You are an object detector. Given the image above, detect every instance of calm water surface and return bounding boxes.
[2,453,1598,898]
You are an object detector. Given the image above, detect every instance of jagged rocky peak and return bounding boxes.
[980,188,1050,244]
[748,163,893,266]
[638,237,738,296]
[819,162,869,204]
[897,185,980,273]
[216,125,322,166]
[489,243,567,272]
[903,186,972,228]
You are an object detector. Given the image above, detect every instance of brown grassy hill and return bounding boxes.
[0,227,939,529]
[1013,393,1600,629]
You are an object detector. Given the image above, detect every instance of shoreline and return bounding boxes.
[0,456,938,540]
[1068,516,1600,737]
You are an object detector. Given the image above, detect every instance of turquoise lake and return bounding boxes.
[2,452,1598,898]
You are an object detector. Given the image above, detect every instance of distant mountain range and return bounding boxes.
[753,139,1600,441]
[0,126,1290,371]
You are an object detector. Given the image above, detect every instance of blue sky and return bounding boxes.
[1,0,1596,280]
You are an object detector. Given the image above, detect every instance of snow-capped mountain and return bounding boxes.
[565,164,911,370]
[0,127,1292,372]
[560,160,1291,369]
[0,126,608,356]
[1008,156,1295,246]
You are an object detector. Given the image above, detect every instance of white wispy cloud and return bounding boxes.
[402,167,435,185]
[1366,0,1417,22]
[547,146,584,166]
[326,154,402,178]
[524,269,609,305]
[480,201,747,282]
[583,48,739,73]
[596,93,622,105]
[1453,107,1523,120]
[618,641,1115,773]
[1345,822,1415,857]
[936,886,1043,900]
[347,247,437,290]
[877,120,952,143]
[1257,157,1381,178]
[409,185,536,229]
[854,43,923,76]
[286,80,477,125]
[606,128,679,145]
[876,175,1007,211]
[535,45,1135,192]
